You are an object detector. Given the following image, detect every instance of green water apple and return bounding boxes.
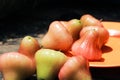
[35,48,68,80]
[60,19,82,41]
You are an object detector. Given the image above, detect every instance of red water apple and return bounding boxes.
[71,26,109,60]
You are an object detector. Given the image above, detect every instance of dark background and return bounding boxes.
[0,0,120,41]
[0,0,120,80]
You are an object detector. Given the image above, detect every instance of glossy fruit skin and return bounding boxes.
[58,56,92,80]
[80,26,109,48]
[0,52,35,80]
[41,21,73,52]
[80,14,103,28]
[35,48,68,80]
[71,26,109,61]
[72,29,102,61]
[18,36,40,59]
[60,19,82,41]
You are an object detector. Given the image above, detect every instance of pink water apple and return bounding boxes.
[0,52,35,80]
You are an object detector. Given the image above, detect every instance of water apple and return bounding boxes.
[80,26,109,48]
[41,21,73,52]
[58,55,92,80]
[71,29,102,60]
[35,48,68,80]
[18,36,40,59]
[71,26,109,60]
[80,14,103,27]
[60,19,82,41]
[0,52,35,80]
